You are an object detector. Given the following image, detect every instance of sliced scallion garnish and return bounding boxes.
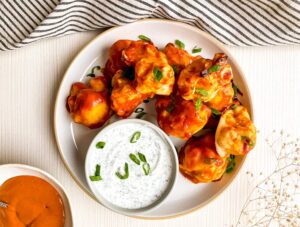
[87,65,101,77]
[89,164,102,181]
[129,153,140,165]
[232,104,238,110]
[130,131,141,143]
[91,66,101,74]
[211,107,221,116]
[138,152,147,163]
[142,163,150,176]
[207,65,220,74]
[89,176,101,181]
[233,83,238,98]
[153,66,163,82]
[96,141,105,149]
[232,83,243,98]
[115,163,129,180]
[226,155,236,173]
[195,88,208,96]
[136,112,147,119]
[175,39,185,49]
[192,46,202,53]
[138,35,151,42]
[195,98,202,111]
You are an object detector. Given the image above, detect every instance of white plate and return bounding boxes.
[0,164,73,226]
[54,19,254,219]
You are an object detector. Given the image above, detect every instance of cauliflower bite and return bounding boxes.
[163,43,193,73]
[66,77,110,129]
[207,83,234,111]
[103,40,133,82]
[179,132,228,183]
[122,40,158,66]
[134,52,175,96]
[215,105,256,157]
[177,53,233,102]
[111,70,148,118]
[155,95,211,139]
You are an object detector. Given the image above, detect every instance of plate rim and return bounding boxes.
[53,18,254,220]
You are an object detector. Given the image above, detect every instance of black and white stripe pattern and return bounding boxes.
[1,0,300,51]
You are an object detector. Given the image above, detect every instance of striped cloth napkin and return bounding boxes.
[1,0,299,51]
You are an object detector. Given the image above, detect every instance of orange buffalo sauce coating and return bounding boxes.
[0,176,65,227]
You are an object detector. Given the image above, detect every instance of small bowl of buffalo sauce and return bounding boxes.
[0,164,73,227]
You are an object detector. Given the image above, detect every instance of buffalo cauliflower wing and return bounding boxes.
[179,132,228,183]
[156,95,211,139]
[177,53,233,102]
[111,70,148,118]
[66,77,110,129]
[215,104,256,157]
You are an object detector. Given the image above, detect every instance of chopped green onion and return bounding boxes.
[122,67,135,81]
[153,66,163,82]
[232,104,238,110]
[95,164,101,176]
[129,153,140,165]
[136,112,147,119]
[233,83,238,98]
[175,39,185,49]
[142,163,150,175]
[87,65,101,77]
[91,66,101,74]
[135,107,144,113]
[226,155,236,173]
[142,163,150,176]
[89,164,102,181]
[207,65,221,73]
[89,176,102,181]
[96,141,105,149]
[249,140,255,147]
[87,73,95,77]
[211,107,221,116]
[195,98,202,111]
[192,46,202,53]
[115,163,129,180]
[195,88,208,96]
[138,152,147,163]
[138,35,151,42]
[130,131,141,143]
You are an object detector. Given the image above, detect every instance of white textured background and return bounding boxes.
[0,30,299,227]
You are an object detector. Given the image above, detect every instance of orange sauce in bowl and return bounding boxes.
[0,176,65,227]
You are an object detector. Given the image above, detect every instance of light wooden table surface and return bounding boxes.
[0,30,299,227]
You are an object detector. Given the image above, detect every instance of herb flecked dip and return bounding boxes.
[88,122,173,209]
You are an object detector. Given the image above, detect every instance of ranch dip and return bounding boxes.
[87,121,174,209]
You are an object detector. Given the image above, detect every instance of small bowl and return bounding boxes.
[85,119,178,216]
[0,164,73,227]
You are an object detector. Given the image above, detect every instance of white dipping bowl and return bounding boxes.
[0,164,73,227]
[85,119,178,215]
